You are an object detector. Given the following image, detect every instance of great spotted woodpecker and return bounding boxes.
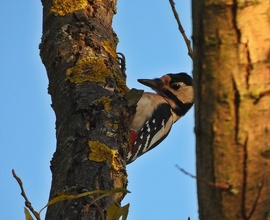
[126,73,194,164]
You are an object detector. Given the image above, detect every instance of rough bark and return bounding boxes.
[40,1,130,219]
[193,0,270,219]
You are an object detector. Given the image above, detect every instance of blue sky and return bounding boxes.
[0,1,197,219]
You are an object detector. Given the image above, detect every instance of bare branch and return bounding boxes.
[175,165,231,190]
[252,89,270,104]
[169,0,193,59]
[12,169,40,220]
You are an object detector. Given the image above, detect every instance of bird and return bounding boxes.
[126,72,194,164]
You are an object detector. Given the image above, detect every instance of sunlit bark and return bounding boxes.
[193,1,270,219]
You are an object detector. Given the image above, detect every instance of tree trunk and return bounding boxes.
[193,0,270,219]
[40,1,130,219]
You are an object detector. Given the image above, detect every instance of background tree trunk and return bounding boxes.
[40,1,130,219]
[193,0,270,219]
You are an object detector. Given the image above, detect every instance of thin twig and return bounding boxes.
[246,175,264,219]
[253,89,270,104]
[169,0,193,60]
[241,135,248,219]
[175,165,231,190]
[12,169,41,220]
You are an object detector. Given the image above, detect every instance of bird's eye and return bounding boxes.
[171,83,181,90]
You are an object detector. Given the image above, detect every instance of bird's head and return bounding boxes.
[138,72,194,116]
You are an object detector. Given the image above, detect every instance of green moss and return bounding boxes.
[66,56,111,84]
[88,141,123,171]
[50,0,88,16]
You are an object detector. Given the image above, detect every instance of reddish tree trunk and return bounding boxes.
[193,1,270,219]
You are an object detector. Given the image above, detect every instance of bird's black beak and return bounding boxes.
[137,78,163,90]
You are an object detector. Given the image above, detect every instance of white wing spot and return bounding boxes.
[161,119,165,127]
[127,152,132,160]
[133,144,142,159]
[147,124,151,132]
[142,134,151,153]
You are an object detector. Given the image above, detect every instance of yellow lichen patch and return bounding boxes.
[97,97,112,111]
[102,40,117,59]
[114,74,129,95]
[106,122,118,131]
[50,0,88,16]
[66,56,111,84]
[112,123,118,130]
[248,90,261,99]
[88,141,123,170]
[66,56,129,95]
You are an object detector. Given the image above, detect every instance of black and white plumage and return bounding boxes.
[126,73,194,164]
